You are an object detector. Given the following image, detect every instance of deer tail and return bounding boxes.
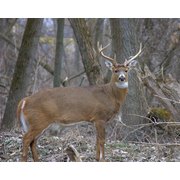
[17,98,29,133]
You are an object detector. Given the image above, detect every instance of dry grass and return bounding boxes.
[0,122,180,162]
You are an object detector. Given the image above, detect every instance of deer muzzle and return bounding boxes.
[119,75,126,82]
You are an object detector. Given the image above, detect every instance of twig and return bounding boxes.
[129,141,180,147]
[154,128,161,159]
[62,71,85,87]
[64,70,85,83]
[128,113,155,124]
[128,113,180,126]
[79,76,85,86]
[39,61,54,75]
[154,95,180,104]
[121,123,152,141]
[65,144,82,162]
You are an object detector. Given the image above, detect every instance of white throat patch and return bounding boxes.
[115,82,128,89]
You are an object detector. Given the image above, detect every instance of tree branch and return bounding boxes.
[142,65,179,122]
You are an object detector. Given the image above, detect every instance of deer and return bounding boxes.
[17,43,142,162]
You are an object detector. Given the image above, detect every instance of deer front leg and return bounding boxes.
[95,120,105,162]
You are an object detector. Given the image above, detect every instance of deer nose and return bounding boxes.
[119,75,126,81]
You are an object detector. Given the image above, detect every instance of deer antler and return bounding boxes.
[124,43,142,66]
[97,42,117,66]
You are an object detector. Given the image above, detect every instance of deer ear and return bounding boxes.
[105,60,113,71]
[128,60,138,67]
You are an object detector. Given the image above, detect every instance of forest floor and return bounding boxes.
[1,124,180,162]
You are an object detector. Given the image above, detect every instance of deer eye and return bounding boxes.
[114,70,118,73]
[125,70,128,73]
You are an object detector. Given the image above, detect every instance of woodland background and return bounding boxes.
[0,18,180,162]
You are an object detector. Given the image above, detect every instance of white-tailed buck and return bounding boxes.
[17,43,142,161]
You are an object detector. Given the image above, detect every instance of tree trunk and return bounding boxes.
[93,18,105,66]
[69,18,103,85]
[93,18,104,50]
[1,18,43,131]
[53,18,64,87]
[109,19,122,62]
[110,18,148,127]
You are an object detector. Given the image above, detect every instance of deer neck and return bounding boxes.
[115,81,128,89]
[109,80,128,106]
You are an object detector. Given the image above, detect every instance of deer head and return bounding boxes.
[98,42,142,88]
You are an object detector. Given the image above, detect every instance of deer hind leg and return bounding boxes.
[30,139,39,161]
[21,130,35,161]
[21,129,42,162]
[95,120,105,162]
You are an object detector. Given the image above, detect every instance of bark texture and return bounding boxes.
[69,18,103,85]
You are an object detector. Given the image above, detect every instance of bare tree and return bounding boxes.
[1,19,43,131]
[53,18,64,87]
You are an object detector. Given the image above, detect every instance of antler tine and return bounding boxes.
[124,43,142,66]
[97,42,117,65]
